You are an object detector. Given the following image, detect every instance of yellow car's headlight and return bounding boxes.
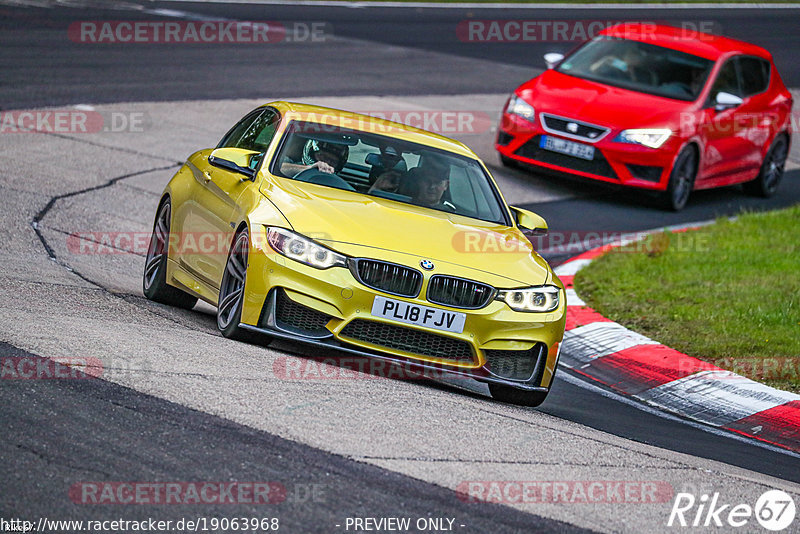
[266,227,347,269]
[497,285,560,312]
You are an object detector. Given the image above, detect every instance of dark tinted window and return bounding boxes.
[737,56,770,96]
[271,121,509,225]
[235,109,280,152]
[709,59,741,98]
[557,36,714,101]
[218,109,263,148]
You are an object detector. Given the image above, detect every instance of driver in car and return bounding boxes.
[409,159,456,211]
[590,44,654,85]
[280,139,349,177]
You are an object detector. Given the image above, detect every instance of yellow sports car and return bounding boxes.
[143,102,566,406]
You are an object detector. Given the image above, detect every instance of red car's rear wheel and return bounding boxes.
[743,135,788,197]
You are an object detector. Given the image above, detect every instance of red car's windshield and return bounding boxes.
[557,36,714,101]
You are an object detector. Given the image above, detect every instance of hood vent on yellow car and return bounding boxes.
[350,259,422,298]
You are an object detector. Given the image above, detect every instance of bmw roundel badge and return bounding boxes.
[420,259,434,270]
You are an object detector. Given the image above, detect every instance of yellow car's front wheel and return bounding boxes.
[218,229,269,344]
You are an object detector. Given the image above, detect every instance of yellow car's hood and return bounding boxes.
[263,178,551,287]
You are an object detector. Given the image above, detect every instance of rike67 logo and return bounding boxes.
[668,490,796,531]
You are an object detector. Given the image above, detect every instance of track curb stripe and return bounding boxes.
[553,227,800,453]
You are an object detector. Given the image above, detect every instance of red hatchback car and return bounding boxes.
[496,23,793,210]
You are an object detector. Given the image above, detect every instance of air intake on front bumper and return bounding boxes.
[484,343,547,383]
[350,259,422,298]
[339,319,475,364]
[626,163,663,182]
[426,275,495,309]
[259,288,333,338]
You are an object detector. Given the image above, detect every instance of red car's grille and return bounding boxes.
[540,113,609,142]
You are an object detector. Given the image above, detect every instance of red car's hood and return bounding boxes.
[519,70,690,129]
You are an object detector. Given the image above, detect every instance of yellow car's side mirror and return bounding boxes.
[509,206,548,235]
[209,147,261,181]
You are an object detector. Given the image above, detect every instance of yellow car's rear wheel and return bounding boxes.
[143,199,197,310]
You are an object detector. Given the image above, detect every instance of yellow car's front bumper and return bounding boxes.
[240,239,566,391]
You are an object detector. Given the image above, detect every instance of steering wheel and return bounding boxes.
[293,168,355,192]
[294,168,338,181]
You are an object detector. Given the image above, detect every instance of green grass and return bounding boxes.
[574,205,800,393]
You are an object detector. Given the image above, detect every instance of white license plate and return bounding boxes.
[370,296,466,334]
[540,135,595,161]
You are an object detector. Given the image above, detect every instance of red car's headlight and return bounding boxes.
[506,94,536,124]
[613,128,672,149]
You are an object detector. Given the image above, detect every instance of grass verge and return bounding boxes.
[574,205,800,393]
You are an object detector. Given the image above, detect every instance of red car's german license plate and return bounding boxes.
[540,135,595,161]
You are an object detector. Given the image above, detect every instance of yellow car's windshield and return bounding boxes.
[270,121,510,225]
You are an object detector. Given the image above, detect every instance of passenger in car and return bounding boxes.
[405,158,456,211]
[368,169,403,194]
[368,144,407,181]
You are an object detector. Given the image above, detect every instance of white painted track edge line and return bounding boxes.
[556,215,800,454]
[557,370,800,459]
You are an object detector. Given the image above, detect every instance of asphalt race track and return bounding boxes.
[1,2,799,533]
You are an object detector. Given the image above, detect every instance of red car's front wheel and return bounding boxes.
[661,146,698,211]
